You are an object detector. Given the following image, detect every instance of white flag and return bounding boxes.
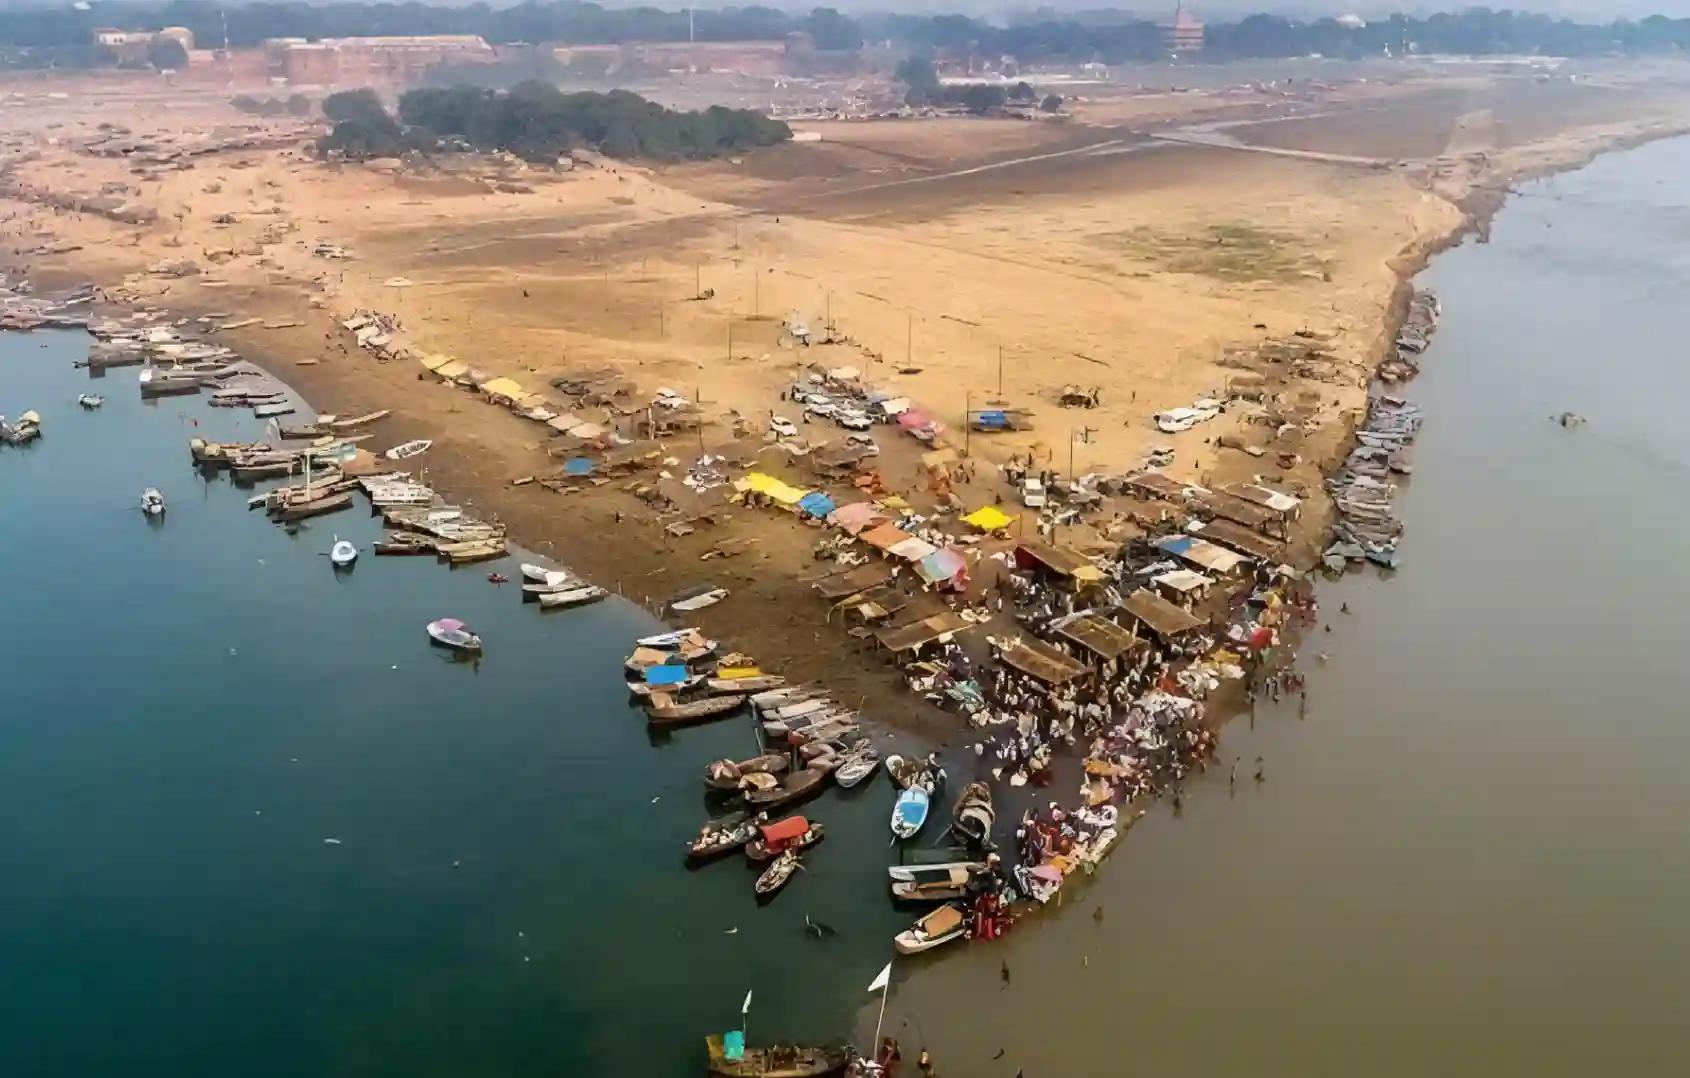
[741,989,753,1015]
[866,961,892,994]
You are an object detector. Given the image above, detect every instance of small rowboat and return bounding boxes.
[645,693,746,725]
[669,584,729,612]
[891,787,930,840]
[328,538,357,567]
[140,487,166,516]
[893,903,968,954]
[426,617,482,654]
[686,813,764,861]
[626,675,703,698]
[77,394,104,409]
[744,766,829,810]
[745,817,825,862]
[537,585,608,610]
[384,439,432,460]
[890,866,974,903]
[834,748,881,789]
[705,1035,849,1078]
[703,753,789,791]
[521,562,568,583]
[754,850,801,899]
[521,575,577,597]
[706,674,786,694]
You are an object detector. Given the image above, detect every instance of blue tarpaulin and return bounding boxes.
[1155,535,1196,556]
[563,457,594,476]
[970,410,1010,430]
[798,491,836,518]
[645,664,690,686]
[722,1031,745,1061]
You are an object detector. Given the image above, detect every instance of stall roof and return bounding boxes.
[814,564,892,599]
[888,536,939,563]
[999,636,1089,685]
[1015,540,1093,578]
[1155,534,1250,575]
[916,547,968,586]
[434,359,469,380]
[481,376,524,399]
[962,505,1015,532]
[1053,613,1140,661]
[419,353,452,372]
[1152,569,1214,595]
[1218,481,1301,515]
[1193,518,1283,562]
[1121,589,1206,637]
[876,611,972,652]
[827,502,890,535]
[1193,491,1277,531]
[859,523,913,552]
[1122,470,1204,502]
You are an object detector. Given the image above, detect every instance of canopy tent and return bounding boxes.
[962,505,1015,532]
[1193,518,1283,562]
[888,536,939,563]
[1014,540,1093,578]
[1218,481,1302,516]
[827,502,890,535]
[759,816,810,843]
[876,611,972,653]
[480,376,525,400]
[859,523,913,553]
[1153,568,1213,596]
[798,491,836,519]
[434,359,469,381]
[1053,613,1140,662]
[1121,589,1206,638]
[1121,470,1203,503]
[738,472,810,507]
[915,547,969,590]
[813,565,891,599]
[419,353,453,372]
[1155,534,1250,575]
[998,636,1088,685]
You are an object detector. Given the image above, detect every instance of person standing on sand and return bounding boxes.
[1255,757,1265,783]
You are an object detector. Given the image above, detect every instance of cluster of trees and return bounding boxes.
[231,92,317,118]
[319,82,790,162]
[9,4,1690,65]
[892,58,1061,114]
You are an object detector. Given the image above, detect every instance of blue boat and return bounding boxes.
[891,787,930,840]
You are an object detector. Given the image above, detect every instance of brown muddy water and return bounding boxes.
[877,137,1690,1078]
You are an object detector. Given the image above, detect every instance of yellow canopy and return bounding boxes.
[419,353,453,372]
[435,360,469,380]
[714,666,763,680]
[739,472,810,506]
[962,505,1015,532]
[481,377,524,399]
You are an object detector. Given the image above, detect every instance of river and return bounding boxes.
[0,333,916,1076]
[883,136,1690,1075]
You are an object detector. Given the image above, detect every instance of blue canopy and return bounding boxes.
[722,1031,745,1061]
[645,664,691,686]
[1155,535,1196,556]
[563,457,594,476]
[798,491,836,518]
[970,410,1010,430]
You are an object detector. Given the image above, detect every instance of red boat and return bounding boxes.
[744,815,826,862]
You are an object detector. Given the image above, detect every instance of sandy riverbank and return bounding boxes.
[5,64,1690,746]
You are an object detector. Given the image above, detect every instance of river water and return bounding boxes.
[885,137,1690,1074]
[0,335,914,1076]
[6,136,1690,1078]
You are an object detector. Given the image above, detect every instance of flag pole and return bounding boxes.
[871,974,890,1059]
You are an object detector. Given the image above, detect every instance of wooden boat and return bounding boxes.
[886,850,984,883]
[520,562,567,583]
[669,584,729,612]
[750,686,821,709]
[645,692,746,725]
[704,1034,849,1078]
[686,813,765,861]
[537,585,608,610]
[949,781,995,847]
[635,628,711,649]
[893,903,967,955]
[744,767,829,811]
[522,577,577,598]
[76,394,104,409]
[329,409,390,430]
[271,492,352,522]
[374,535,437,555]
[384,439,432,460]
[426,617,482,653]
[439,539,507,565]
[745,817,824,862]
[754,850,801,898]
[800,736,866,764]
[138,367,203,397]
[890,866,975,902]
[1,412,43,445]
[704,753,789,792]
[833,748,881,789]
[884,754,944,793]
[626,674,703,698]
[707,674,786,694]
[253,402,295,418]
[140,487,166,516]
[890,787,930,840]
[328,538,358,567]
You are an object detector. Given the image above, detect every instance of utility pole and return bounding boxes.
[753,266,760,317]
[905,314,912,367]
[997,345,1004,399]
[726,322,734,361]
[964,389,972,457]
[695,261,702,299]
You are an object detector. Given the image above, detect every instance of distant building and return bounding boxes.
[265,35,494,85]
[1160,4,1205,55]
[92,26,194,66]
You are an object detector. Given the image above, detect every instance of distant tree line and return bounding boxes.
[8,4,1690,64]
[318,82,790,162]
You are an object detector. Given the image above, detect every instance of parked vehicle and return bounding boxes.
[769,416,798,438]
[834,409,872,431]
[1020,479,1046,508]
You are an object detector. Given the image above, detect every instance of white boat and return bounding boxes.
[635,628,705,649]
[426,617,482,653]
[834,748,881,789]
[520,562,570,583]
[537,585,609,609]
[893,904,968,955]
[668,585,729,612]
[140,487,166,516]
[890,787,930,840]
[328,538,358,567]
[384,439,432,460]
[77,394,104,409]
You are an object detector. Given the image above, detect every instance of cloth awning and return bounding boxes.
[1193,518,1283,561]
[1152,569,1214,595]
[434,359,469,380]
[739,472,809,506]
[826,502,890,535]
[419,353,452,371]
[888,536,939,562]
[798,491,836,518]
[916,547,969,588]
[1121,589,1205,637]
[1122,470,1203,502]
[1053,613,1139,661]
[1219,481,1301,515]
[859,523,913,552]
[999,636,1088,685]
[1155,534,1249,575]
[813,565,890,599]
[876,611,972,652]
[963,505,1015,532]
[481,376,524,399]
